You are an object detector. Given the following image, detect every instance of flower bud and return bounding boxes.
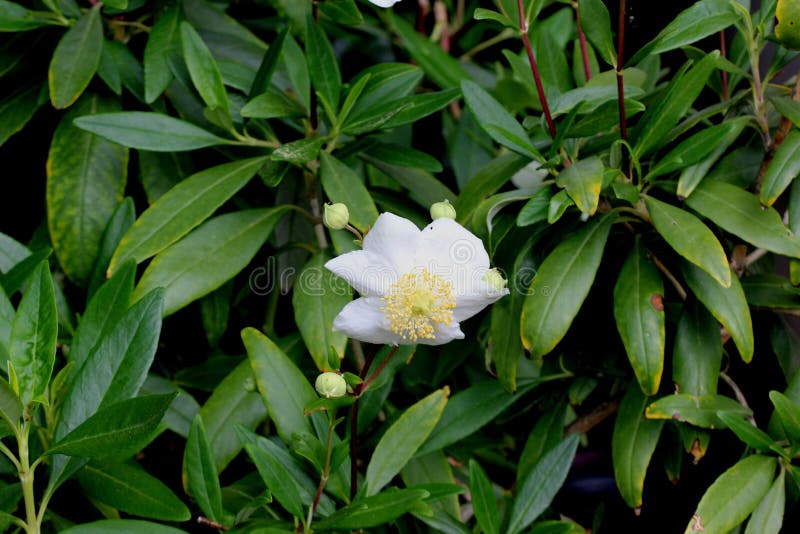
[483,268,508,291]
[323,203,350,230]
[430,199,456,220]
[315,372,347,399]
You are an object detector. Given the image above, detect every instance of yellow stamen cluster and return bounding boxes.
[382,269,456,342]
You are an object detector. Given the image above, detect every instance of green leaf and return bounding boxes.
[292,253,352,370]
[469,460,499,534]
[363,143,443,173]
[363,157,457,208]
[180,22,230,117]
[240,89,306,119]
[683,455,776,534]
[717,412,785,456]
[365,387,449,496]
[633,53,718,157]
[60,519,186,534]
[742,274,800,309]
[9,261,57,406]
[672,301,722,396]
[613,239,665,395]
[243,441,304,519]
[521,213,617,358]
[48,6,103,109]
[686,180,800,258]
[241,328,316,443]
[110,157,266,274]
[417,380,532,456]
[761,129,800,206]
[74,112,229,152]
[48,394,175,458]
[185,415,223,523]
[0,0,58,31]
[87,197,136,296]
[646,196,730,288]
[47,94,128,285]
[401,452,459,519]
[250,27,287,97]
[144,4,181,103]
[0,83,48,146]
[78,460,191,522]
[631,0,738,62]
[462,80,542,161]
[343,89,460,135]
[507,434,580,534]
[519,401,568,480]
[578,0,616,65]
[555,156,603,216]
[745,470,785,534]
[771,95,800,128]
[318,0,363,25]
[305,13,341,110]
[682,263,753,362]
[612,384,664,509]
[645,393,752,428]
[769,391,800,445]
[271,138,324,164]
[676,122,747,199]
[320,152,379,232]
[0,248,52,296]
[0,378,21,427]
[455,153,530,225]
[314,488,430,530]
[133,208,287,316]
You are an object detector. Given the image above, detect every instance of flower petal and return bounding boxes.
[453,282,509,322]
[369,0,402,6]
[415,217,491,294]
[332,297,405,345]
[419,323,465,346]
[325,250,398,296]
[362,212,419,275]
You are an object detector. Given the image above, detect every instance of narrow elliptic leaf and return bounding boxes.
[249,27,287,97]
[60,520,186,534]
[682,263,754,362]
[343,88,460,135]
[521,213,616,358]
[519,400,568,481]
[241,328,316,443]
[48,394,176,459]
[314,488,430,530]
[9,261,57,406]
[507,434,580,534]
[0,0,58,31]
[402,452,459,519]
[683,455,776,534]
[74,112,229,152]
[144,3,181,103]
[761,129,800,206]
[672,301,722,396]
[612,384,665,509]
[110,157,266,274]
[470,460,500,534]
[185,415,223,523]
[133,208,287,316]
[578,0,616,65]
[462,80,542,161]
[769,391,800,445]
[614,239,665,395]
[78,460,191,522]
[180,22,230,115]
[455,153,529,225]
[320,152,379,232]
[677,119,747,199]
[365,387,449,496]
[686,180,800,258]
[47,94,128,285]
[0,378,21,427]
[645,393,752,428]
[555,157,603,216]
[717,412,784,456]
[243,441,304,519]
[87,197,136,296]
[647,196,730,287]
[305,13,341,110]
[744,470,785,534]
[292,253,352,370]
[0,83,48,146]
[49,6,103,109]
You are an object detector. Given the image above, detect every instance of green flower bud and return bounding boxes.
[483,268,508,291]
[315,372,347,399]
[430,199,456,220]
[323,203,350,230]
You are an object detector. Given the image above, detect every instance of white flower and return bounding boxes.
[369,0,402,7]
[325,213,509,345]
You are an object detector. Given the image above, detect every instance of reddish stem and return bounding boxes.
[517,0,556,138]
[720,30,729,101]
[574,3,592,82]
[616,0,627,142]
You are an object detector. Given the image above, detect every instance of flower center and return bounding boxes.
[382,270,456,342]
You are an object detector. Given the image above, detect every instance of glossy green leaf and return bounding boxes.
[292,253,352,370]
[0,0,58,31]
[455,153,530,225]
[364,143,443,173]
[243,441,304,519]
[672,301,722,396]
[771,95,800,128]
[682,263,753,362]
[134,207,287,316]
[742,274,800,309]
[578,0,616,65]
[87,198,136,296]
[181,22,230,116]
[0,83,48,146]
[462,80,541,160]
[745,470,785,534]
[47,94,128,285]
[612,384,665,509]
[769,391,800,445]
[521,213,616,358]
[185,414,224,523]
[0,248,52,296]
[320,152,379,231]
[9,261,57,406]
[60,519,186,534]
[78,460,191,522]
[249,27,287,97]
[686,180,800,258]
[348,63,423,115]
[717,412,784,456]
[343,89,460,136]
[110,157,265,274]
[683,455,776,534]
[519,400,568,481]
[240,89,306,119]
[507,434,580,534]
[241,328,316,443]
[364,157,457,208]
[761,129,800,206]
[315,488,429,530]
[469,460,499,534]
[365,387,449,496]
[74,112,229,152]
[305,13,341,110]
[556,156,603,216]
[613,239,665,395]
[48,393,175,458]
[645,394,752,428]
[143,4,181,103]
[140,374,198,439]
[49,6,103,109]
[0,378,21,427]
[646,196,730,287]
[401,452,459,519]
[677,121,747,199]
